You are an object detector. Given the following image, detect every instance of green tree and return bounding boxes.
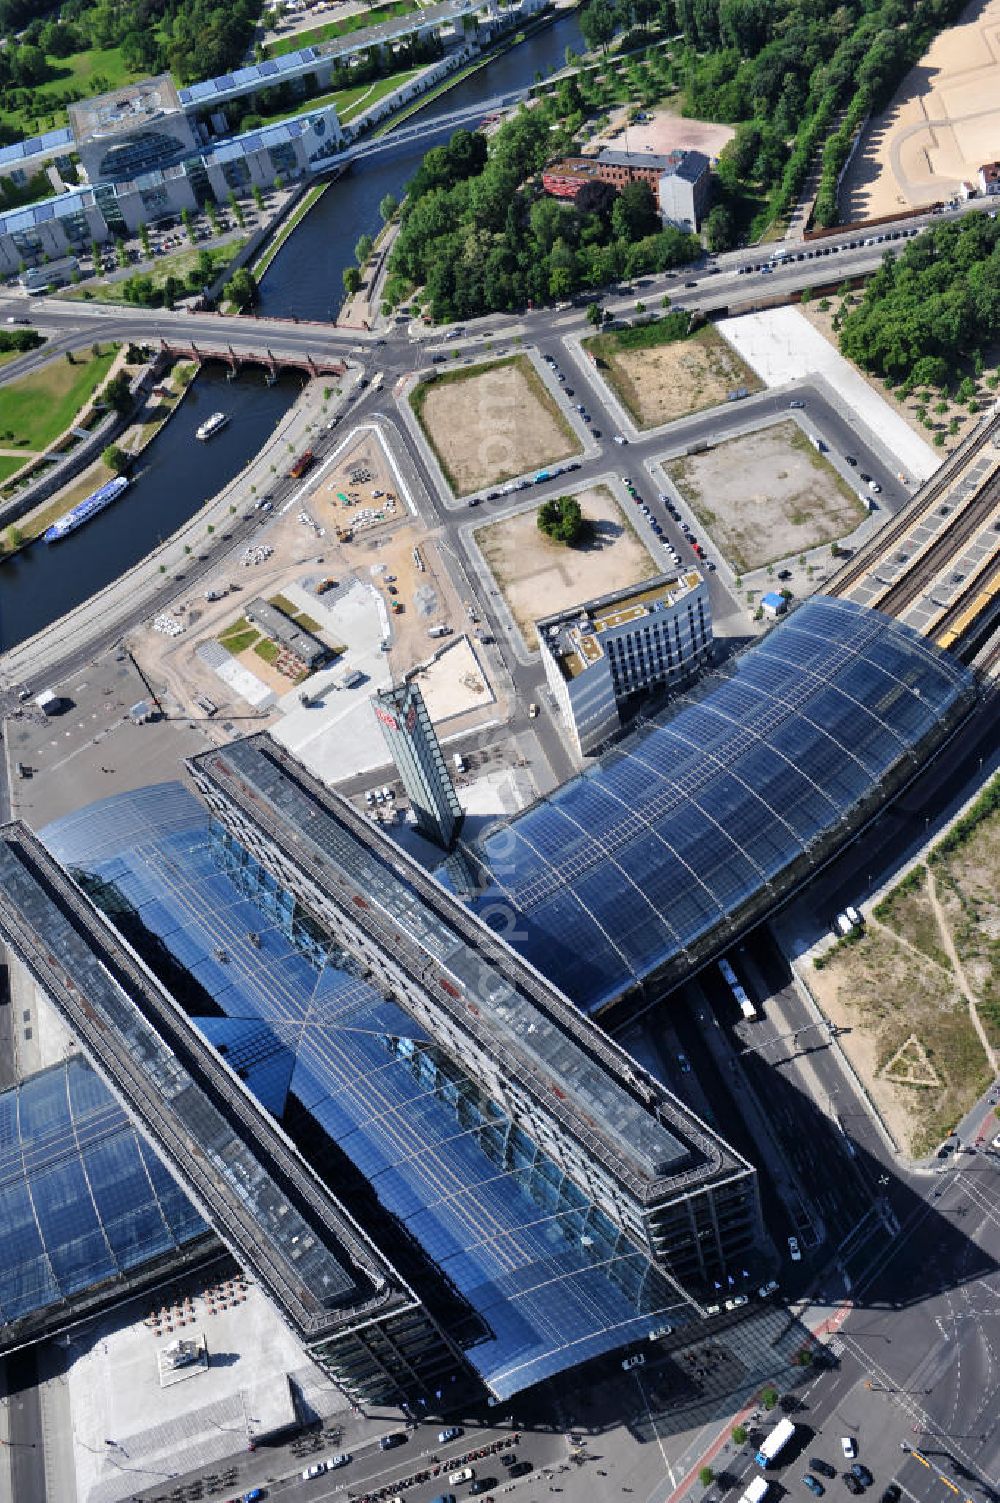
[612,181,659,242]
[102,372,133,417]
[699,1468,715,1488]
[579,0,617,53]
[102,443,129,475]
[224,267,258,310]
[138,221,151,258]
[537,494,587,545]
[252,185,264,213]
[761,1387,779,1411]
[732,1426,748,1445]
[705,203,737,252]
[343,265,361,295]
[379,193,399,223]
[587,301,603,326]
[354,233,374,265]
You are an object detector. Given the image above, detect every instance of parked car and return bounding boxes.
[879,1486,900,1503]
[622,1353,645,1370]
[852,1465,873,1487]
[439,1427,463,1444]
[788,1236,802,1261]
[840,1438,858,1460]
[326,1455,351,1470]
[380,1432,407,1451]
[302,1463,325,1480]
[724,1294,748,1310]
[843,1477,864,1496]
[804,1475,826,1496]
[810,1459,837,1479]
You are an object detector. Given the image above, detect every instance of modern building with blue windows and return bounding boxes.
[0,597,973,1403]
[446,597,975,1016]
[0,767,758,1401]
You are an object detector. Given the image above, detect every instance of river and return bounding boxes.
[0,8,585,651]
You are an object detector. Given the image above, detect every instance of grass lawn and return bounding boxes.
[0,454,26,484]
[254,638,280,665]
[0,348,117,453]
[219,622,260,655]
[267,2,417,56]
[0,45,139,135]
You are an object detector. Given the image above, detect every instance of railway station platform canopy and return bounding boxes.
[0,1056,210,1350]
[0,789,698,1398]
[445,598,975,1017]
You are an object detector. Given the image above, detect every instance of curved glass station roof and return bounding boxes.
[40,787,690,1398]
[0,1056,207,1328]
[447,598,973,1015]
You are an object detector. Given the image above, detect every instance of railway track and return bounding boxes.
[934,554,1000,656]
[828,410,1000,601]
[875,469,1000,619]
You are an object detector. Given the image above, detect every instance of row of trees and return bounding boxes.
[838,216,1000,385]
[576,0,971,236]
[384,112,698,321]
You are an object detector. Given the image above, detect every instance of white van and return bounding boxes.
[449,1467,474,1485]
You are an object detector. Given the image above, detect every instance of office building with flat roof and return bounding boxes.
[538,570,712,755]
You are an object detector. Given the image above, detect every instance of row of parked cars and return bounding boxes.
[803,1437,898,1501]
[737,226,921,276]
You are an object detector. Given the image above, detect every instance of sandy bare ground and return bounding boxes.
[414,357,581,494]
[593,325,761,427]
[590,104,734,162]
[667,420,864,574]
[475,485,657,651]
[841,0,1000,220]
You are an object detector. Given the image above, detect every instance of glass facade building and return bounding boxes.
[446,598,974,1015]
[19,784,710,1399]
[0,1055,209,1345]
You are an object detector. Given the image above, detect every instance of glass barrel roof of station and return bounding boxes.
[40,786,692,1398]
[0,1056,207,1328]
[442,597,974,1015]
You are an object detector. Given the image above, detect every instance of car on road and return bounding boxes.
[302,1463,325,1480]
[500,1451,518,1467]
[380,1432,407,1451]
[469,1478,496,1495]
[590,428,601,438]
[843,1477,864,1495]
[788,1236,802,1261]
[724,1294,748,1310]
[758,1279,780,1297]
[677,1052,691,1073]
[867,480,881,493]
[622,1353,646,1370]
[804,1475,826,1496]
[684,280,698,287]
[510,1461,534,1478]
[789,399,805,409]
[810,1459,836,1478]
[851,1466,873,1487]
[840,1438,858,1460]
[859,472,872,483]
[613,434,627,444]
[879,1487,900,1503]
[844,455,857,466]
[439,1427,463,1444]
[243,1492,265,1502]
[777,568,792,580]
[326,1454,351,1470]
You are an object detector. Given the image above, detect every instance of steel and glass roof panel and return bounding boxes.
[451,598,973,1012]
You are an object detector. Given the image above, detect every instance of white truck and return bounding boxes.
[740,1478,770,1503]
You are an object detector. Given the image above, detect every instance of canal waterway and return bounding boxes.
[0,366,303,651]
[0,9,584,651]
[257,8,585,320]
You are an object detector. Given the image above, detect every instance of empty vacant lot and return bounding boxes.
[475,485,657,650]
[411,355,580,494]
[666,420,864,572]
[586,321,760,428]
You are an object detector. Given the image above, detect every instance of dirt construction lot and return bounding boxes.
[666,420,865,573]
[412,355,581,494]
[841,0,1000,219]
[590,325,761,428]
[475,484,657,651]
[808,783,1000,1158]
[589,103,735,161]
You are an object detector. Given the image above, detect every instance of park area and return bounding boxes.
[474,484,657,651]
[840,0,1000,219]
[0,346,116,459]
[809,778,1000,1158]
[665,420,865,573]
[410,356,581,495]
[585,319,761,428]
